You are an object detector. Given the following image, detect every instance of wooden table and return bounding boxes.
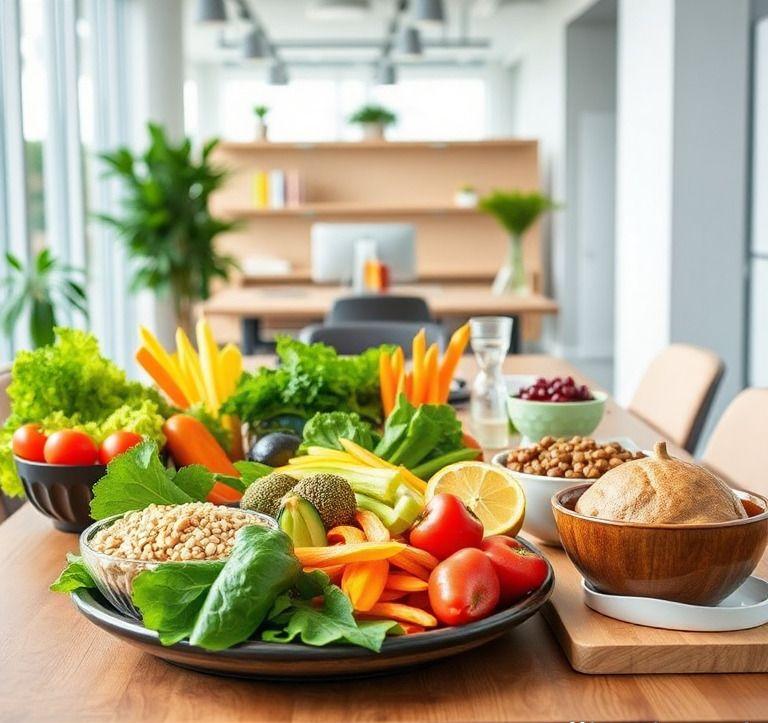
[203,284,559,353]
[1,355,766,722]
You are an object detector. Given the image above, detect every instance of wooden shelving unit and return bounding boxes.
[210,138,542,285]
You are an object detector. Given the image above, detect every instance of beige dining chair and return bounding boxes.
[628,344,724,453]
[702,388,768,495]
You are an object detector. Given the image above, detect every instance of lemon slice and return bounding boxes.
[426,461,526,536]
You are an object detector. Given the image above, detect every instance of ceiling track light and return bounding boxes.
[375,59,397,85]
[195,0,227,24]
[412,0,445,26]
[243,27,270,60]
[268,62,289,85]
[397,25,423,56]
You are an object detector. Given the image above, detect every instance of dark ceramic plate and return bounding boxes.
[70,539,554,680]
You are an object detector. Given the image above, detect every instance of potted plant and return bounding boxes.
[253,105,269,142]
[97,123,238,335]
[479,190,558,296]
[0,249,88,348]
[348,104,397,141]
[454,183,478,208]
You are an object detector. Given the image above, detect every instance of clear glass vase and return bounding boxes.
[492,233,529,295]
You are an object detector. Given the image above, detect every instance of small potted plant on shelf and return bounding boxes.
[479,190,558,296]
[454,183,478,208]
[348,104,397,141]
[253,105,269,142]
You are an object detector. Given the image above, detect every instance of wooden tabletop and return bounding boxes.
[202,283,559,322]
[1,355,766,722]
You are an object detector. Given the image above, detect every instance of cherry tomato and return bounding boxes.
[409,493,483,560]
[11,424,48,462]
[481,536,549,606]
[98,431,143,464]
[43,430,98,466]
[428,548,500,625]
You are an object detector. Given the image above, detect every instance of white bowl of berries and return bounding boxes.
[506,376,607,442]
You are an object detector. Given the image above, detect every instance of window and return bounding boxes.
[214,71,486,143]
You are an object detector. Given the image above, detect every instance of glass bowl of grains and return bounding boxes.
[80,502,276,619]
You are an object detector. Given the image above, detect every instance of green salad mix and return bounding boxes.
[0,329,169,496]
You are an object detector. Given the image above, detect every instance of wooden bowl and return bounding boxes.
[552,483,768,605]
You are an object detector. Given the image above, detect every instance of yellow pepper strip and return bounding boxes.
[175,328,207,406]
[196,317,221,414]
[139,326,194,404]
[337,438,426,497]
[342,560,390,612]
[294,541,404,567]
[218,343,243,401]
[361,602,438,628]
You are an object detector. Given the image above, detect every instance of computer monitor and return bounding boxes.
[310,223,416,283]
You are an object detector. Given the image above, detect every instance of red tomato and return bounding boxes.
[98,431,143,464]
[409,493,484,560]
[11,424,48,462]
[428,548,500,625]
[43,430,98,466]
[481,536,549,606]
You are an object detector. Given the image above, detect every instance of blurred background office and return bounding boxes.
[1,0,767,449]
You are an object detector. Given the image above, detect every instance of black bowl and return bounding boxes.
[15,456,106,533]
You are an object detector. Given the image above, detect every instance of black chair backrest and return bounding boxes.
[300,321,444,357]
[327,295,432,324]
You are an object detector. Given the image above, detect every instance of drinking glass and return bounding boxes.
[469,316,513,449]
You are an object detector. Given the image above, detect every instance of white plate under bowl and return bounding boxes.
[583,576,768,632]
[491,438,640,547]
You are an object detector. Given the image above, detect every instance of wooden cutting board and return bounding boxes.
[540,546,768,674]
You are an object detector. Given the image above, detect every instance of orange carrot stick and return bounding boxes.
[342,560,389,612]
[386,573,429,592]
[389,554,430,581]
[294,541,404,567]
[355,510,390,542]
[438,323,470,403]
[424,343,440,404]
[362,602,438,628]
[401,545,440,570]
[379,350,395,417]
[135,346,190,408]
[378,589,409,602]
[404,371,413,400]
[398,622,426,635]
[327,525,366,545]
[411,328,427,404]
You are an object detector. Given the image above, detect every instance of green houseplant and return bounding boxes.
[97,123,237,334]
[0,249,88,348]
[479,190,558,295]
[253,105,269,141]
[348,104,397,141]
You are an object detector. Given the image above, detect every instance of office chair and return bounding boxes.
[299,321,444,356]
[326,295,432,324]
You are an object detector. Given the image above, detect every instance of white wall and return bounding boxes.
[614,0,751,427]
[614,0,675,401]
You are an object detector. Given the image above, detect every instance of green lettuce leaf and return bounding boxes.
[50,554,96,593]
[261,583,400,652]
[188,525,300,651]
[172,465,216,501]
[90,441,194,519]
[132,561,225,645]
[301,411,376,452]
[223,337,388,430]
[234,460,272,486]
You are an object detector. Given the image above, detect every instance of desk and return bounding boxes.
[203,284,559,353]
[2,354,766,722]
